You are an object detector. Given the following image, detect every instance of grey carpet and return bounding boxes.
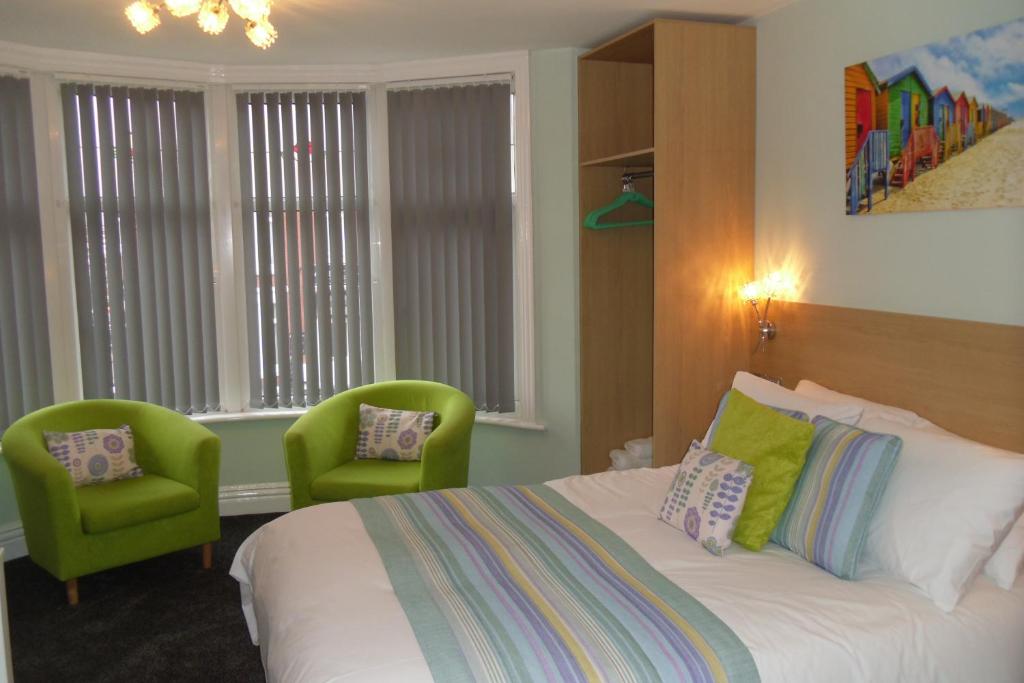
[4,513,278,682]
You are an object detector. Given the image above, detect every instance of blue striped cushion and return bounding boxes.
[772,416,902,579]
[704,391,809,447]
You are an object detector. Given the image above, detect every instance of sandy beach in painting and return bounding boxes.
[869,121,1024,213]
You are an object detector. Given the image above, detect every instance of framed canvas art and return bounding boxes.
[845,17,1023,215]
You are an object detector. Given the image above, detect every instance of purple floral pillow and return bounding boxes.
[658,440,755,556]
[355,404,435,462]
[44,425,143,488]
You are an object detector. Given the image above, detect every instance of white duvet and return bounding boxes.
[231,467,1024,683]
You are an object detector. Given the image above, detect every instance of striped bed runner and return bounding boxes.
[353,485,759,683]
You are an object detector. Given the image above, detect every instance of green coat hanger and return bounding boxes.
[583,190,654,230]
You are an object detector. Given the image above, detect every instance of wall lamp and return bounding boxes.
[740,271,792,351]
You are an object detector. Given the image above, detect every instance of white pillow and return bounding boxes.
[731,372,864,425]
[858,417,1024,611]
[796,379,1024,590]
[985,514,1024,589]
[795,379,947,433]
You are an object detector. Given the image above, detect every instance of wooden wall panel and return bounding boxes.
[750,302,1024,453]
[652,21,756,466]
[578,60,653,164]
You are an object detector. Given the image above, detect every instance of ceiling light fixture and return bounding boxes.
[244,18,278,50]
[125,1,161,34]
[165,0,202,18]
[197,0,230,35]
[124,0,276,48]
[229,0,271,22]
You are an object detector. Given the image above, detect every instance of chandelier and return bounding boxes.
[124,0,278,49]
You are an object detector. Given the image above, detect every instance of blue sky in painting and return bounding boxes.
[868,17,1024,118]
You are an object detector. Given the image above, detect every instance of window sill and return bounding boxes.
[190,408,546,432]
[191,409,307,424]
[473,413,546,431]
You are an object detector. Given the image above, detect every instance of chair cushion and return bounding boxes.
[311,460,422,501]
[356,404,435,461]
[44,424,144,487]
[76,474,201,535]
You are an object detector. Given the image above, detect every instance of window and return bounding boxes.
[387,82,516,413]
[60,83,219,413]
[2,52,533,425]
[235,90,373,408]
[0,75,53,432]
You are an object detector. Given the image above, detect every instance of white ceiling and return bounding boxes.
[0,0,789,66]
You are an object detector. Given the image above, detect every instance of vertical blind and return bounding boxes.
[236,91,374,409]
[61,84,219,413]
[0,76,53,432]
[388,82,515,413]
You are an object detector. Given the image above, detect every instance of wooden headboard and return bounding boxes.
[749,301,1024,453]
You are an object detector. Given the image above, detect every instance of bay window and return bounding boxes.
[235,90,373,409]
[0,48,534,428]
[60,83,219,413]
[0,75,53,433]
[387,82,516,413]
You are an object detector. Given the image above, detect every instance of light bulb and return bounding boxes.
[762,270,796,299]
[197,0,230,35]
[245,18,277,49]
[740,281,761,303]
[165,0,202,17]
[124,0,161,34]
[230,0,270,21]
[762,271,784,298]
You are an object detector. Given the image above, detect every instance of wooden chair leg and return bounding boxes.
[66,578,79,606]
[202,542,213,570]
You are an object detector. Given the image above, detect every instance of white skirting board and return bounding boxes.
[0,530,22,568]
[0,481,292,562]
[218,482,292,516]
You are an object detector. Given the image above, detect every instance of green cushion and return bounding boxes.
[710,389,815,551]
[76,474,200,535]
[311,460,422,501]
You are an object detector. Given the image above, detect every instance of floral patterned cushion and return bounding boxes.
[44,425,143,488]
[355,404,435,462]
[658,440,755,556]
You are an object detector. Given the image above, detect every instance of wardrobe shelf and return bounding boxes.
[580,147,655,168]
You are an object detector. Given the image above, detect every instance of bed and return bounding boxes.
[231,464,1024,682]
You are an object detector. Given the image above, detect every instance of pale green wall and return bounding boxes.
[0,48,581,529]
[754,0,1024,325]
[209,419,292,487]
[472,48,581,485]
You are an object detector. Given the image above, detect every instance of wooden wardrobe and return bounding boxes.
[579,19,756,472]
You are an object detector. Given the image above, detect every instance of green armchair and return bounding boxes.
[1,400,220,605]
[285,380,475,509]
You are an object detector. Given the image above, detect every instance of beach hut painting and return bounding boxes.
[883,67,932,155]
[932,87,956,152]
[968,96,980,145]
[845,62,882,170]
[845,17,1023,215]
[933,87,962,160]
[954,91,970,135]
